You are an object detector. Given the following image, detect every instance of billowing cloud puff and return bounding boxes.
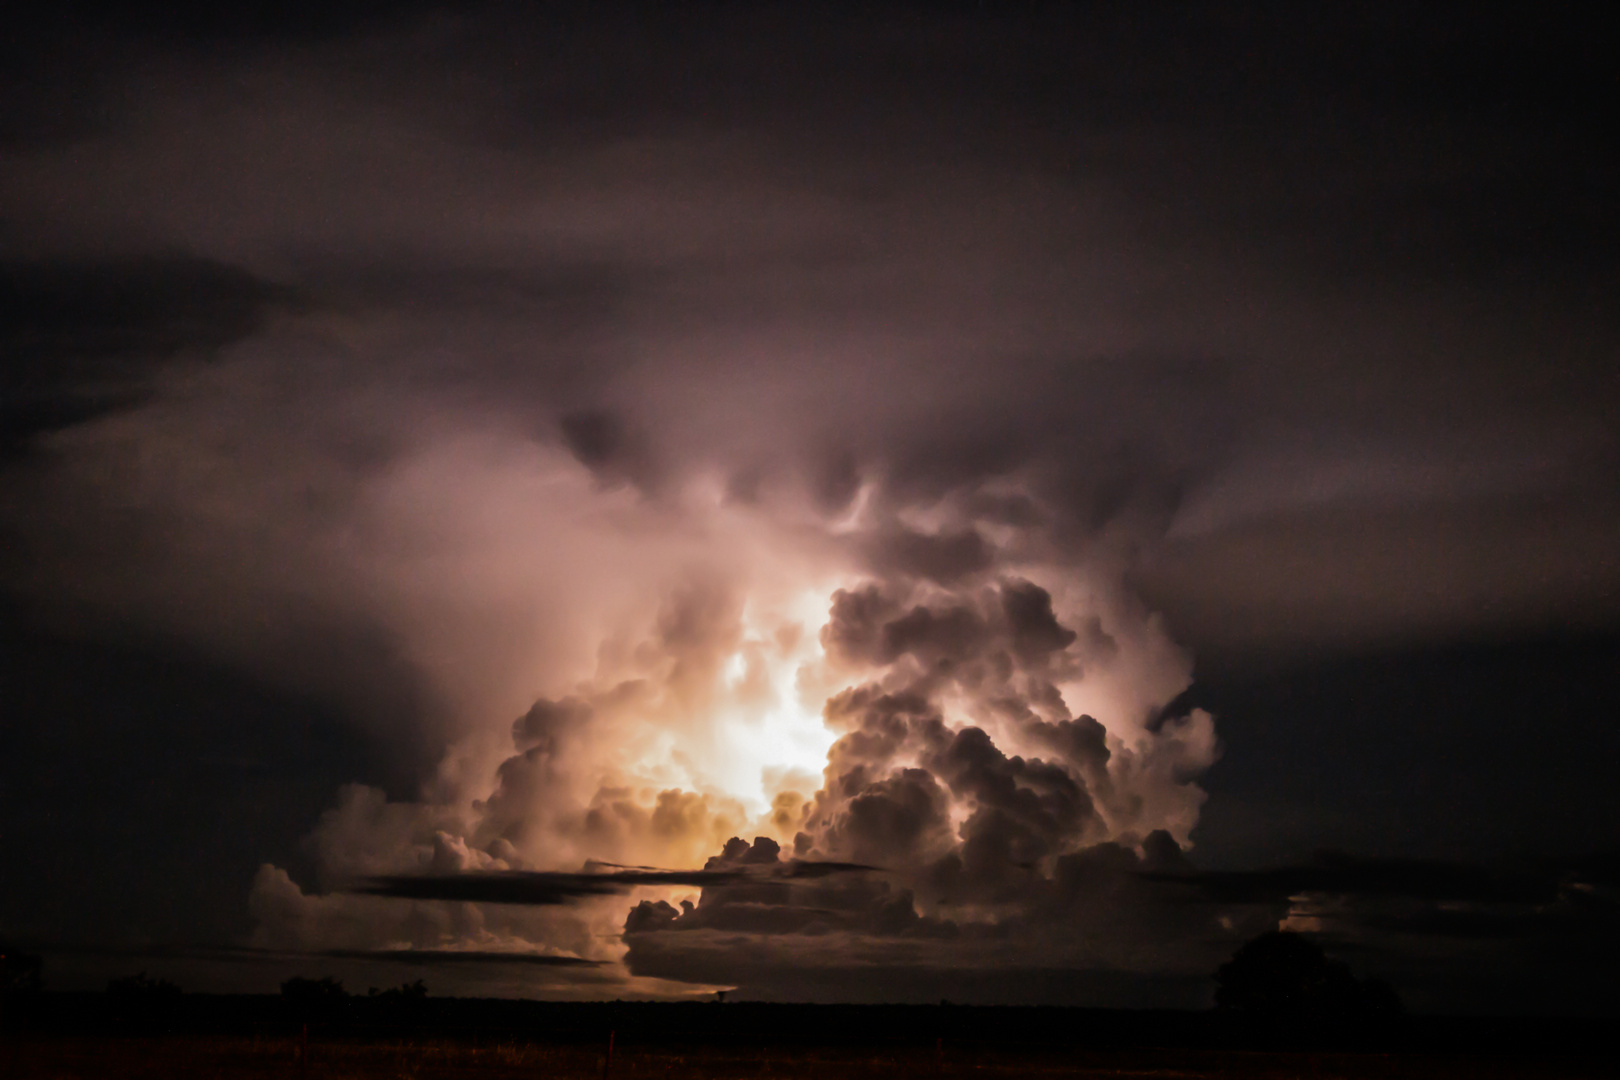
[601,575,1238,1001]
[242,540,1231,999]
[619,832,1274,1005]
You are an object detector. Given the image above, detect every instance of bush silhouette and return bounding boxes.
[1,947,43,995]
[107,972,182,999]
[1215,931,1401,1016]
[280,975,350,1022]
[106,971,183,1029]
[367,979,427,1001]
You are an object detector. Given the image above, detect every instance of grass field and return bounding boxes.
[4,1035,1609,1080]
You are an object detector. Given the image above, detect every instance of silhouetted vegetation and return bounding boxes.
[1,945,43,994]
[107,971,183,1000]
[4,993,1615,1080]
[367,978,427,1001]
[279,974,350,1022]
[1215,931,1402,1017]
[103,970,184,1029]
[2,1006,1610,1080]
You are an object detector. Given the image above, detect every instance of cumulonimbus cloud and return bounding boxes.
[11,4,1611,1006]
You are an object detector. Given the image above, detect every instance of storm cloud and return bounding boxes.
[2,3,1615,1009]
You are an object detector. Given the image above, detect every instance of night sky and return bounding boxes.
[2,3,1616,1015]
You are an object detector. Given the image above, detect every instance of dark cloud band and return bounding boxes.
[355,861,880,906]
[1141,851,1620,906]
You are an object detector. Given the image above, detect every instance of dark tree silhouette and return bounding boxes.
[1215,931,1401,1016]
[281,975,351,1023]
[367,979,427,1001]
[281,975,348,1001]
[106,971,183,1029]
[1,946,43,994]
[107,972,182,999]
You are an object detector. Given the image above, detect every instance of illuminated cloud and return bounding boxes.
[2,4,1614,1009]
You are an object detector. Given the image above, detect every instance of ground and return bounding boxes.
[3,1035,1608,1080]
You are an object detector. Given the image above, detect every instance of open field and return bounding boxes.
[4,1034,1610,1080]
[5,998,1611,1079]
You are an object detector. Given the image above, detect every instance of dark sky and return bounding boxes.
[2,2,1616,1013]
